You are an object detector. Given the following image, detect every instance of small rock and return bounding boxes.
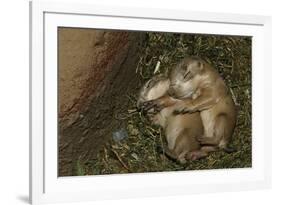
[112,128,128,142]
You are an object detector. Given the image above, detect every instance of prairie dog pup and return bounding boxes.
[138,74,204,163]
[146,57,237,154]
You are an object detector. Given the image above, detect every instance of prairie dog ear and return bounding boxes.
[197,61,204,71]
[188,60,204,73]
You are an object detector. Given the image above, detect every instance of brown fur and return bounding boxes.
[138,74,204,163]
[144,57,237,156]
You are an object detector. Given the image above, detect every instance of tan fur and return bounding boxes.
[151,56,237,155]
[137,75,203,163]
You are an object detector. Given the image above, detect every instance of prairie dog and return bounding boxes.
[144,57,237,154]
[138,74,204,163]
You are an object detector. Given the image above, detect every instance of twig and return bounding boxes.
[229,87,239,106]
[146,129,157,140]
[230,83,250,89]
[159,128,166,164]
[103,147,108,163]
[114,109,139,120]
[146,126,159,134]
[111,147,130,171]
[135,57,143,73]
[152,133,157,161]
[154,60,161,74]
[159,128,165,156]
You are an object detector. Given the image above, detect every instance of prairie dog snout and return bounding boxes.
[138,74,203,163]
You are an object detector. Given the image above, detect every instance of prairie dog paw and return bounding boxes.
[142,100,164,113]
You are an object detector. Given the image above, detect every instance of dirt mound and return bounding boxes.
[58,28,145,176]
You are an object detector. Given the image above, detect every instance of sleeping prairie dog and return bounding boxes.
[143,57,237,155]
[137,74,204,163]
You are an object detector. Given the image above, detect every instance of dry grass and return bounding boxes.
[76,32,252,175]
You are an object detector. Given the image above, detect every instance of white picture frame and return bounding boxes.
[30,0,272,204]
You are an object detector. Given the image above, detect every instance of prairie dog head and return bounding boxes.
[137,74,170,108]
[168,56,205,99]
